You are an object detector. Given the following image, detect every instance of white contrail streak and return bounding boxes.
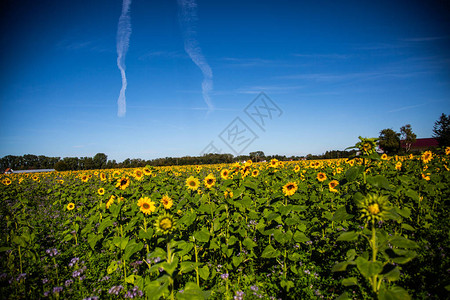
[177,0,214,112]
[116,0,132,117]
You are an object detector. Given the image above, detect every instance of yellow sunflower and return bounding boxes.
[98,188,105,195]
[143,167,152,176]
[116,177,131,190]
[421,173,430,181]
[381,154,388,160]
[161,194,173,210]
[282,182,298,197]
[137,197,156,215]
[269,159,279,168]
[2,178,12,186]
[224,189,234,199]
[186,176,200,191]
[134,169,144,181]
[81,174,89,182]
[155,213,176,235]
[328,180,339,193]
[357,194,391,222]
[251,169,259,177]
[294,165,300,173]
[106,195,115,209]
[395,162,402,170]
[100,173,107,181]
[421,151,433,164]
[204,173,216,189]
[221,169,230,180]
[445,147,450,155]
[317,172,327,182]
[67,203,75,211]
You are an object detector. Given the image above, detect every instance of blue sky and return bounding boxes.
[1,0,449,161]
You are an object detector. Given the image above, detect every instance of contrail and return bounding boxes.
[177,0,214,112]
[116,0,132,117]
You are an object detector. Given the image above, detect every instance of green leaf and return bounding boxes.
[355,257,383,278]
[389,236,419,249]
[383,266,400,282]
[198,265,209,280]
[336,292,351,300]
[98,218,114,234]
[401,223,415,231]
[378,286,411,300]
[342,277,358,286]
[243,237,257,250]
[193,229,210,243]
[332,206,353,222]
[366,175,392,190]
[337,231,358,242]
[162,257,179,276]
[345,166,364,182]
[405,189,420,202]
[293,231,309,243]
[107,261,118,274]
[124,239,144,261]
[332,261,350,272]
[176,282,206,300]
[261,245,280,258]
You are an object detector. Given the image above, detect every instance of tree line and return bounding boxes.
[378,113,449,155]
[2,113,448,172]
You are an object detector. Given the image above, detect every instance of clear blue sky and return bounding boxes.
[1,0,449,161]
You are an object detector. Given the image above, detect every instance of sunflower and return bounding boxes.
[106,195,115,209]
[294,165,300,173]
[224,189,234,199]
[161,194,173,210]
[81,174,89,183]
[98,188,105,195]
[154,213,176,235]
[116,177,131,190]
[446,147,450,155]
[134,169,144,181]
[67,203,75,211]
[421,173,430,181]
[143,167,152,176]
[220,169,230,180]
[381,154,388,160]
[269,159,279,168]
[185,176,200,191]
[2,178,12,186]
[328,180,339,193]
[282,182,298,197]
[112,170,121,179]
[137,197,156,215]
[317,172,327,182]
[252,169,259,177]
[204,174,216,189]
[421,151,433,164]
[395,162,402,170]
[100,173,107,181]
[357,194,391,222]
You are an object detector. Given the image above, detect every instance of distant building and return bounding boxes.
[400,138,438,151]
[4,168,13,174]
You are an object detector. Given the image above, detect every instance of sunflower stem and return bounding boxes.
[194,242,200,286]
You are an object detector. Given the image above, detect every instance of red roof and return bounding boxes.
[401,138,438,149]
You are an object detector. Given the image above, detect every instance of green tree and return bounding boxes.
[400,124,417,153]
[433,113,450,147]
[249,151,265,162]
[93,153,108,169]
[379,128,400,154]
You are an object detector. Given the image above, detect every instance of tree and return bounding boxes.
[93,153,108,169]
[433,113,450,147]
[249,151,265,162]
[379,129,400,154]
[400,124,417,153]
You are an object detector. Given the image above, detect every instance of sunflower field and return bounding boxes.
[1,139,449,299]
